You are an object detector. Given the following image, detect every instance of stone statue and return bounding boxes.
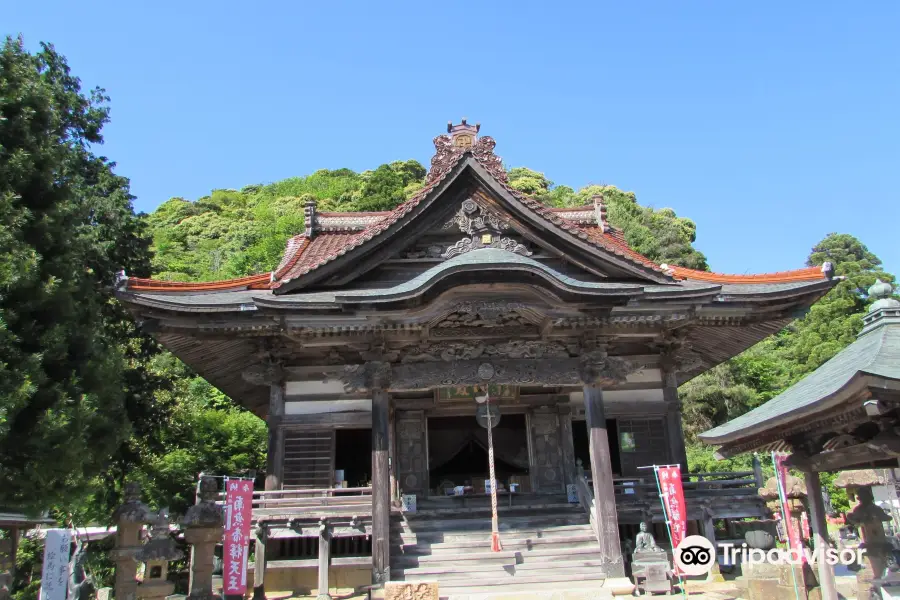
[67,539,95,600]
[635,522,662,553]
[632,522,672,596]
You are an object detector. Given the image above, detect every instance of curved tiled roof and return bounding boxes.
[121,132,829,295]
[125,273,272,292]
[668,265,826,284]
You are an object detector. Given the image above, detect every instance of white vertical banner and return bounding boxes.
[40,529,71,600]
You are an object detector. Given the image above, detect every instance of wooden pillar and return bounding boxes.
[700,510,716,545]
[804,470,838,600]
[700,507,725,582]
[265,382,285,491]
[388,403,398,503]
[252,524,267,600]
[372,388,391,585]
[317,521,331,600]
[559,406,577,487]
[661,366,688,470]
[752,454,765,489]
[583,384,625,577]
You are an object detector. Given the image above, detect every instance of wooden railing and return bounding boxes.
[574,471,598,542]
[219,487,373,522]
[611,470,760,502]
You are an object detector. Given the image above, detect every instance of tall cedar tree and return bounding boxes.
[0,37,158,511]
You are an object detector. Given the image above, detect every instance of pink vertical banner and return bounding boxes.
[774,453,805,563]
[223,478,254,595]
[657,466,687,551]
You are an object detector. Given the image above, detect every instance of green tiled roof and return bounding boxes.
[700,281,900,445]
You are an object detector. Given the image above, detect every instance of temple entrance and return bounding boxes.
[427,415,530,494]
[334,428,371,488]
[573,419,622,477]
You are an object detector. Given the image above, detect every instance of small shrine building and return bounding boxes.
[700,279,900,600]
[116,121,839,593]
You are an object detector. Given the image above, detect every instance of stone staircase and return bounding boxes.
[390,495,611,596]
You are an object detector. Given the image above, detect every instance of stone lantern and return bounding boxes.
[752,475,812,600]
[111,482,156,600]
[182,476,224,600]
[835,469,889,600]
[759,474,808,538]
[135,511,183,600]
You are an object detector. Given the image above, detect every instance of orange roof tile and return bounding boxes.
[667,265,825,284]
[125,273,272,292]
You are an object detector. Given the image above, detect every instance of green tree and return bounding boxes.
[0,37,156,511]
[682,233,896,483]
[578,185,707,270]
[775,233,895,380]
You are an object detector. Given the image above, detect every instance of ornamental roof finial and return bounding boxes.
[447,118,480,149]
[868,279,899,312]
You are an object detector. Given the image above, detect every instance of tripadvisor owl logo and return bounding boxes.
[674,535,717,576]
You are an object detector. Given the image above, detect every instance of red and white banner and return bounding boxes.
[223,478,254,595]
[657,466,687,550]
[774,453,806,563]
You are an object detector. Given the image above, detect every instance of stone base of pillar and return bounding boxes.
[856,563,877,600]
[602,576,636,595]
[136,580,175,600]
[706,560,726,583]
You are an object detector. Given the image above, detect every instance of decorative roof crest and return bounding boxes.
[448,118,480,148]
[427,120,507,185]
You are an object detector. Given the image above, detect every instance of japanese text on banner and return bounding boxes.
[40,529,71,600]
[223,479,254,595]
[774,453,806,564]
[657,466,687,551]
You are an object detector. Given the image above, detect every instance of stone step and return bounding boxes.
[396,502,580,520]
[394,544,606,569]
[436,579,613,598]
[393,549,518,567]
[391,532,598,555]
[390,570,608,587]
[394,514,589,533]
[395,557,611,579]
[391,524,593,544]
[397,500,572,517]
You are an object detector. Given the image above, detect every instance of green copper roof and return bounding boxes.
[700,280,900,445]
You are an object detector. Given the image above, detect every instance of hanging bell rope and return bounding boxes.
[484,387,502,552]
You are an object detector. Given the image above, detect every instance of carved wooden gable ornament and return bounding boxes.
[271,120,671,294]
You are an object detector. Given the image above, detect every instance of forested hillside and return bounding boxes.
[142,159,896,491]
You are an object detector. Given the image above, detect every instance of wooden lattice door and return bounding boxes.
[281,429,335,489]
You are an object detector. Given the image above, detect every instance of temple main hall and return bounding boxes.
[116,121,838,595]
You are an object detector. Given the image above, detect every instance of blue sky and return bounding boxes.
[8,1,899,277]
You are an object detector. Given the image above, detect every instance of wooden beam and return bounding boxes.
[371,390,390,585]
[317,524,331,600]
[804,471,838,600]
[583,384,625,577]
[787,437,900,472]
[661,365,688,469]
[281,413,372,428]
[252,525,267,600]
[266,383,285,491]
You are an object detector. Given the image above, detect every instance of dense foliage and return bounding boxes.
[0,37,157,511]
[148,160,425,282]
